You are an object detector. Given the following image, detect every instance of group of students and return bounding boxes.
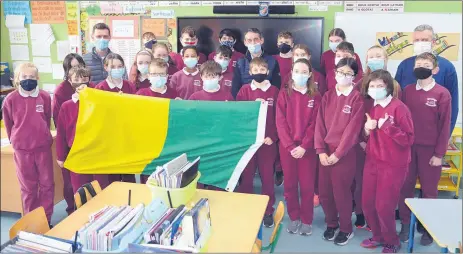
[2,21,455,254]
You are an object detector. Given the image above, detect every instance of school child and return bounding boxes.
[314,58,364,245]
[236,57,279,228]
[2,63,54,224]
[152,43,179,83]
[398,52,452,246]
[169,46,203,100]
[169,26,207,69]
[360,70,414,253]
[325,42,363,91]
[128,50,155,91]
[213,45,235,94]
[56,67,110,193]
[273,31,294,84]
[320,28,363,76]
[208,28,244,73]
[276,58,321,235]
[291,44,327,96]
[189,61,234,101]
[142,32,157,52]
[95,53,136,183]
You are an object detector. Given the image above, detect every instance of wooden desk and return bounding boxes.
[406,198,462,253]
[0,87,15,96]
[47,182,269,253]
[1,128,64,214]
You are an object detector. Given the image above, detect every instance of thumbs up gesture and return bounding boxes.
[378,113,389,129]
[364,113,377,131]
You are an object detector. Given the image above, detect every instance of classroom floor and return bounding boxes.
[0,176,460,252]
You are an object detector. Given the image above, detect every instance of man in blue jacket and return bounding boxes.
[83,23,113,84]
[395,24,459,133]
[231,28,281,98]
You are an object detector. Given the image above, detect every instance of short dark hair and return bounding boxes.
[92,23,111,36]
[181,26,196,38]
[336,57,359,76]
[63,53,85,80]
[336,41,355,55]
[245,28,262,39]
[181,45,198,56]
[415,52,438,68]
[328,28,346,40]
[249,57,268,69]
[362,69,395,98]
[200,60,222,77]
[103,53,125,67]
[278,31,293,40]
[219,29,236,40]
[68,66,91,79]
[216,45,232,58]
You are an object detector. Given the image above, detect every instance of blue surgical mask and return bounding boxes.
[220,40,235,48]
[292,73,310,88]
[184,58,198,68]
[149,76,167,88]
[162,56,169,63]
[95,38,109,50]
[368,87,388,100]
[203,78,220,91]
[110,68,125,79]
[367,58,385,71]
[329,42,340,52]
[215,59,230,71]
[247,43,262,54]
[138,64,149,75]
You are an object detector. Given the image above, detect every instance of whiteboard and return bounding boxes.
[335,12,462,126]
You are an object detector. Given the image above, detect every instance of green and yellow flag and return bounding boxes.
[64,88,266,191]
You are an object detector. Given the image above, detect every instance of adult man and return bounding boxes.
[83,23,113,84]
[395,24,459,133]
[231,28,281,98]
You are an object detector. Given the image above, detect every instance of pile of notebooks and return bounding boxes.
[0,231,78,253]
[147,153,200,189]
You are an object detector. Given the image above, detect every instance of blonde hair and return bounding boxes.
[13,62,38,88]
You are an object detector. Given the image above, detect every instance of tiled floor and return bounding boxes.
[1,177,459,252]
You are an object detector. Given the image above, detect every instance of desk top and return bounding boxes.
[406,198,462,252]
[1,128,56,155]
[47,182,269,253]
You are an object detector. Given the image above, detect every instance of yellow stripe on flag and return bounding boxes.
[64,88,170,174]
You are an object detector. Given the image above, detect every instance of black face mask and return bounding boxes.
[413,67,433,80]
[144,39,157,50]
[251,73,267,83]
[20,79,38,91]
[278,43,292,54]
[71,82,89,89]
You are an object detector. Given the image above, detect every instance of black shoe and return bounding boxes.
[275,171,284,187]
[395,209,400,220]
[48,224,53,229]
[417,220,424,234]
[263,214,274,228]
[334,231,354,246]
[355,213,366,228]
[322,226,339,241]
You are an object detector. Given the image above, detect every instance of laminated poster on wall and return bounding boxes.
[9,28,28,44]
[3,1,32,24]
[31,1,66,24]
[10,45,30,61]
[32,57,53,73]
[52,64,65,80]
[5,15,25,29]
[57,41,71,61]
[66,2,78,20]
[31,41,51,57]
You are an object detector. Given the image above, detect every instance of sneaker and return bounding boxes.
[382,244,401,253]
[360,238,382,248]
[366,224,372,232]
[275,171,284,187]
[299,223,312,236]
[48,224,53,229]
[417,220,424,234]
[263,214,274,228]
[313,195,320,207]
[355,213,367,228]
[287,220,301,234]
[399,223,410,243]
[334,231,354,246]
[420,230,433,246]
[322,226,339,241]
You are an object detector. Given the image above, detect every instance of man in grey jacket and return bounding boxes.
[83,23,113,84]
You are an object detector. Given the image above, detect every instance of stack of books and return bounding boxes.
[147,153,200,189]
[1,231,77,253]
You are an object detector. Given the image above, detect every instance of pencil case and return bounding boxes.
[147,172,201,208]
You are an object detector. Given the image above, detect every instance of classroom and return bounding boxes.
[0,1,462,253]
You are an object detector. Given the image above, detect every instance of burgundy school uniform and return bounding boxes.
[56,99,110,192]
[320,50,364,76]
[219,69,234,94]
[276,87,322,224]
[314,86,364,233]
[282,70,327,96]
[2,89,54,221]
[208,50,244,73]
[169,51,207,70]
[273,55,293,86]
[399,80,452,225]
[169,68,203,100]
[189,88,234,101]
[168,64,179,83]
[237,82,279,215]
[362,96,414,246]
[133,78,150,91]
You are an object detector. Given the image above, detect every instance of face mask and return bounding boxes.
[335,75,353,86]
[251,73,267,83]
[203,78,220,91]
[278,43,292,54]
[215,59,230,70]
[247,44,262,54]
[149,76,167,88]
[110,68,125,79]
[184,58,198,69]
[162,56,169,63]
[293,57,308,63]
[144,40,157,50]
[329,42,340,52]
[95,38,109,50]
[413,41,433,55]
[292,73,310,88]
[367,58,385,71]
[183,41,197,47]
[368,87,388,100]
[138,64,149,75]
[71,82,89,89]
[20,79,38,91]
[413,67,433,80]
[220,40,235,48]
[334,57,342,66]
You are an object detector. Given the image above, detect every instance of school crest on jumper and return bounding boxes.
[342,105,352,114]
[224,80,232,87]
[314,82,319,89]
[193,80,201,86]
[232,61,237,67]
[388,115,395,124]
[36,104,44,113]
[308,99,314,108]
[425,98,437,107]
[267,98,274,106]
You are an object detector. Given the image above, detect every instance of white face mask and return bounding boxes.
[335,57,342,66]
[335,75,353,86]
[413,41,433,55]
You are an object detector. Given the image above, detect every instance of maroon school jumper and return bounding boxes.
[208,50,244,73]
[399,80,451,225]
[276,87,321,224]
[314,86,364,233]
[237,81,279,215]
[320,50,364,76]
[95,79,136,183]
[219,69,234,94]
[189,88,234,101]
[282,70,327,96]
[169,68,203,100]
[133,78,150,91]
[273,55,293,86]
[169,51,207,70]
[362,96,414,246]
[56,99,110,192]
[168,64,180,83]
[2,89,54,222]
